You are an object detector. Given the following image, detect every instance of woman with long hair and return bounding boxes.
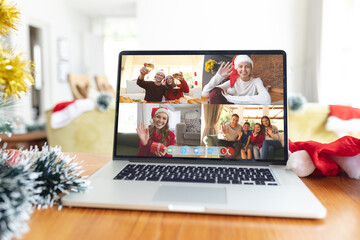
[164,72,189,101]
[137,107,175,157]
[242,123,265,159]
[260,116,282,159]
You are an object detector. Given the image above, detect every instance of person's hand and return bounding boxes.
[178,71,184,81]
[136,123,149,145]
[155,146,166,157]
[267,126,273,135]
[256,146,260,150]
[221,88,229,97]
[221,124,228,135]
[139,64,150,79]
[237,129,242,137]
[217,62,233,78]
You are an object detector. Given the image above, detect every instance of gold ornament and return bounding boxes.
[0,46,34,102]
[0,0,21,35]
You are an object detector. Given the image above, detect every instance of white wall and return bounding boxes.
[319,0,360,106]
[10,0,92,123]
[136,0,311,98]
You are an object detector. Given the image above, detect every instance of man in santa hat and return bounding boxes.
[137,64,166,102]
[202,55,271,105]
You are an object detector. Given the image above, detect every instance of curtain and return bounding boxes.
[201,104,223,146]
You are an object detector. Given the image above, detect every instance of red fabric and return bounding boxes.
[53,100,76,112]
[289,136,360,176]
[250,132,265,148]
[138,129,175,157]
[329,105,360,120]
[229,55,239,88]
[150,142,165,153]
[164,79,190,100]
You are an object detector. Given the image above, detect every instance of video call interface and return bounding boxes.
[116,53,285,161]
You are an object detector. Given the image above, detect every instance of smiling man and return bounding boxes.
[216,113,243,158]
[137,64,166,102]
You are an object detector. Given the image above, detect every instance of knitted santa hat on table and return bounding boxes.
[229,55,254,88]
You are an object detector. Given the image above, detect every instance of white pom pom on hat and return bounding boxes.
[234,55,253,69]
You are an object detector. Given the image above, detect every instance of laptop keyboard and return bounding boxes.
[114,164,278,185]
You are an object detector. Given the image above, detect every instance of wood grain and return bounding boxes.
[23,153,360,240]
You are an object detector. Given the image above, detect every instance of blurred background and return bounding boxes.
[3,0,360,151]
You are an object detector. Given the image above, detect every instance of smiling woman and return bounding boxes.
[137,106,175,157]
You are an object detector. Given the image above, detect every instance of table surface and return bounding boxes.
[23,153,360,240]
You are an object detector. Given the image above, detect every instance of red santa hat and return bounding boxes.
[156,69,166,77]
[288,136,360,178]
[325,105,360,137]
[151,107,169,119]
[50,99,95,129]
[229,55,254,88]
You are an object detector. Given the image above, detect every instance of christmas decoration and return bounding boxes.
[0,146,89,240]
[0,151,41,240]
[50,98,95,129]
[96,92,113,112]
[288,94,306,112]
[0,0,20,35]
[0,95,18,135]
[0,2,89,239]
[27,145,89,208]
[0,46,34,102]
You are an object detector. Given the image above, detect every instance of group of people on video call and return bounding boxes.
[217,114,282,160]
[135,55,279,158]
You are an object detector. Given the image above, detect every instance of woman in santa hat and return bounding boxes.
[164,72,189,101]
[136,107,175,157]
[202,55,271,104]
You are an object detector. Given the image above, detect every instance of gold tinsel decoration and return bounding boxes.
[0,0,21,35]
[0,46,34,102]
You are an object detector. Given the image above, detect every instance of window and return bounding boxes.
[104,17,138,90]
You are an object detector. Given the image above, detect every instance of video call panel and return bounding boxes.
[116,54,285,161]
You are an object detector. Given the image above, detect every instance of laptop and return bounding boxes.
[62,50,326,219]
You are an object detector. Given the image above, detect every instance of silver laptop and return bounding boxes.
[62,50,326,219]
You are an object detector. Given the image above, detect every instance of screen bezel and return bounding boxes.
[113,50,288,166]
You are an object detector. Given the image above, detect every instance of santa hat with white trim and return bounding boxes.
[229,55,254,88]
[151,107,169,119]
[50,99,95,129]
[325,105,360,137]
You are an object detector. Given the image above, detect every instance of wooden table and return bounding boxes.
[0,130,47,149]
[23,153,360,240]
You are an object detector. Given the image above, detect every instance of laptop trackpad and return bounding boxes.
[153,185,227,204]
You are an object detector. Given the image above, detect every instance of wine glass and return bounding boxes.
[144,63,154,71]
[172,73,181,89]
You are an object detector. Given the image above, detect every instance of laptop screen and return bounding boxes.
[114,51,288,164]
